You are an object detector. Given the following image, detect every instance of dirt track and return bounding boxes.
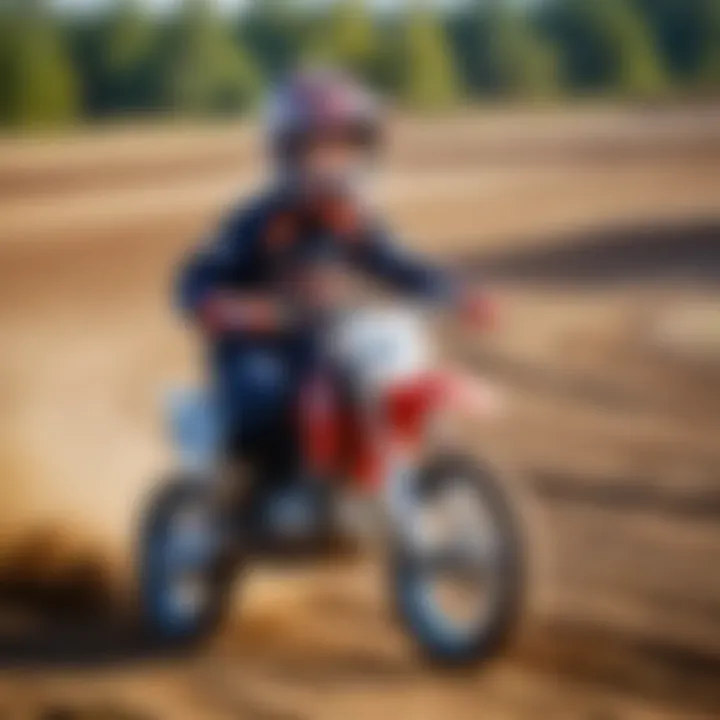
[1,107,719,719]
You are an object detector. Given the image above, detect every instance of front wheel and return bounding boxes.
[138,476,234,646]
[391,453,525,667]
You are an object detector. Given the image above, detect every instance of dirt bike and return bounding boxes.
[139,305,525,667]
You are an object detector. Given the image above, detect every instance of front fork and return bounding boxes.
[380,402,453,553]
[382,452,425,552]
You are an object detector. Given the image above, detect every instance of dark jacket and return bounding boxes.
[177,190,455,322]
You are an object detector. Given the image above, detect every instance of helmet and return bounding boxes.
[266,68,383,165]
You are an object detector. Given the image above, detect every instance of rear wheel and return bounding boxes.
[391,453,524,667]
[139,477,235,646]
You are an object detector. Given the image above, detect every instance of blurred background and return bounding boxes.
[0,0,719,718]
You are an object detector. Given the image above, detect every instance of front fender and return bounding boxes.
[442,370,507,420]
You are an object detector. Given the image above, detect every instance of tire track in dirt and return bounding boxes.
[1,111,720,718]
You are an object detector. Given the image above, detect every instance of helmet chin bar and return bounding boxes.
[277,157,373,203]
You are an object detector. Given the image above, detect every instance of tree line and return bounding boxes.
[0,0,718,130]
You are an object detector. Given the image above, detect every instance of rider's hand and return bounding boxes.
[457,288,499,331]
[284,261,353,321]
[198,293,287,335]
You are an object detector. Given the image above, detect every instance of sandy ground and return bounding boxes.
[0,107,719,719]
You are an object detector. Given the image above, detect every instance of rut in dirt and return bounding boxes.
[465,217,720,287]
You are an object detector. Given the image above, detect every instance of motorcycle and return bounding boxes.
[139,304,525,666]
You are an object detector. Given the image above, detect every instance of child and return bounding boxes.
[176,68,492,472]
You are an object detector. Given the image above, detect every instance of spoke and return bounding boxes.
[167,576,208,619]
[408,476,503,634]
[164,511,218,571]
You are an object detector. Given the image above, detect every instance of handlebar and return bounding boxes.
[199,287,498,337]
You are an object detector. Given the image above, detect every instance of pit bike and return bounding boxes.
[139,305,525,666]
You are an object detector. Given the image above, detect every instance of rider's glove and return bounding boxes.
[199,294,290,335]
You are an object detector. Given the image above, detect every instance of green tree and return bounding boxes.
[698,0,720,88]
[165,0,261,116]
[241,0,306,81]
[307,0,379,82]
[0,0,79,129]
[544,0,667,98]
[101,0,157,113]
[64,11,110,117]
[481,1,558,99]
[0,5,14,123]
[393,3,461,110]
[633,0,720,91]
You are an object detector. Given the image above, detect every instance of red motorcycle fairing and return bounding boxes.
[298,369,501,491]
[298,371,452,492]
[441,369,505,419]
[383,373,446,445]
[298,370,384,491]
[384,369,504,437]
[298,372,341,478]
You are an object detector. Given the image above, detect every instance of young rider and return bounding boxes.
[176,68,493,473]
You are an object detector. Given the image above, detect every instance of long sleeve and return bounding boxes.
[175,205,260,318]
[354,220,457,303]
